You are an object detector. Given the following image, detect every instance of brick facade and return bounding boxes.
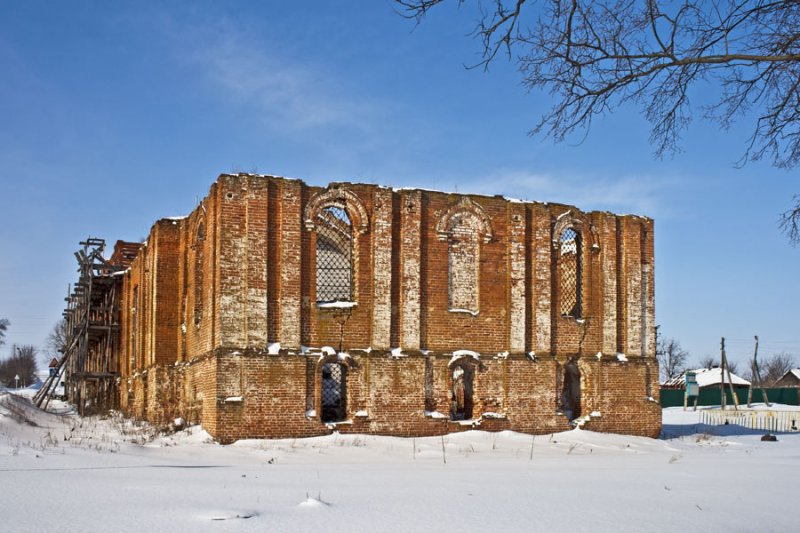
[111,173,660,443]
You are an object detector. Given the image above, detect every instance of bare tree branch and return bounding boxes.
[755,351,796,385]
[397,0,800,241]
[0,344,38,387]
[780,194,800,245]
[656,336,689,382]
[0,318,8,347]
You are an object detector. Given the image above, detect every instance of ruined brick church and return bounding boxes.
[67,172,660,442]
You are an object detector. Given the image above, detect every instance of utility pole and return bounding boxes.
[720,337,726,410]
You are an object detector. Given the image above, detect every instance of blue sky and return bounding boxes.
[1,1,797,370]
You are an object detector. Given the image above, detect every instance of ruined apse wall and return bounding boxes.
[115,173,660,442]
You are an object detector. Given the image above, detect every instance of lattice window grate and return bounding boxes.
[558,227,582,317]
[316,206,353,303]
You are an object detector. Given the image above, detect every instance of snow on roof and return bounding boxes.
[663,367,751,388]
[778,368,800,382]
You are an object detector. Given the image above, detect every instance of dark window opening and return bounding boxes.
[316,206,353,303]
[424,356,436,412]
[558,227,582,317]
[194,222,205,326]
[321,362,347,423]
[450,364,475,421]
[561,360,581,420]
[131,286,138,372]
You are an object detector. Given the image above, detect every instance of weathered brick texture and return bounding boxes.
[111,173,660,443]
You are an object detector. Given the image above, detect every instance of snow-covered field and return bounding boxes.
[1,390,796,533]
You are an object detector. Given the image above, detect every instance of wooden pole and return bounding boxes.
[722,346,740,410]
[753,336,771,407]
[720,338,726,410]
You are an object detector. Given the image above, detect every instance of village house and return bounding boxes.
[59,173,661,443]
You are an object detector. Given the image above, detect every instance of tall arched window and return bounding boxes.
[193,222,205,326]
[315,206,353,303]
[558,226,582,318]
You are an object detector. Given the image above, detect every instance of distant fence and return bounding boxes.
[701,409,800,432]
[660,387,800,408]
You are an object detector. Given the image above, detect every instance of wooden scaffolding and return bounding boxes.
[35,238,124,414]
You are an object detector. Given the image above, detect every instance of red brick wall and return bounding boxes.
[112,172,661,442]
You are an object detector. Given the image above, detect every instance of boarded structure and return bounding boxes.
[62,173,661,442]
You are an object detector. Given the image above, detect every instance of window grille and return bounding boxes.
[558,227,582,317]
[316,206,353,303]
[321,362,347,422]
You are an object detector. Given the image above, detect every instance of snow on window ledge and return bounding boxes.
[424,410,448,419]
[451,418,481,426]
[450,350,481,365]
[316,301,357,309]
[354,410,369,418]
[324,420,353,429]
[481,412,507,420]
[305,409,317,418]
[224,396,243,403]
[449,308,479,316]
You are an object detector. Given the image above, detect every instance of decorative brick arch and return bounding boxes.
[304,187,369,235]
[436,196,493,243]
[552,210,584,249]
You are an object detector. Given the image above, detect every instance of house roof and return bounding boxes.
[778,369,800,382]
[662,367,751,388]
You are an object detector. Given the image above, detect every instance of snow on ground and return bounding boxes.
[1,390,797,533]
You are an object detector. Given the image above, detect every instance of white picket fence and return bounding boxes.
[701,409,800,432]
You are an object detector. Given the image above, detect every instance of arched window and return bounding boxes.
[315,206,353,303]
[321,362,347,422]
[193,222,205,326]
[558,226,582,318]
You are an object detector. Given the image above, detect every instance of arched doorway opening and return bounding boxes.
[321,362,347,423]
[561,360,581,421]
[450,364,475,421]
